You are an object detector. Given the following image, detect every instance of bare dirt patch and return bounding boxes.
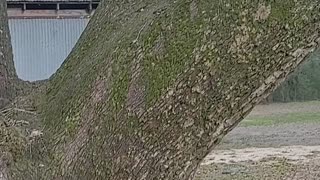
[202,145,320,165]
[196,101,320,180]
[218,123,320,149]
[196,146,320,180]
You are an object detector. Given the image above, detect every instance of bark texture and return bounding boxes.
[0,2,19,179]
[0,1,17,109]
[2,0,320,180]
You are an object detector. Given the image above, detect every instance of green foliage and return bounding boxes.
[272,50,320,102]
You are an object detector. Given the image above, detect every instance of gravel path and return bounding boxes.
[247,101,320,117]
[218,123,320,149]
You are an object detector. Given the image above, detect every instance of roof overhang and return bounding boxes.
[7,0,99,18]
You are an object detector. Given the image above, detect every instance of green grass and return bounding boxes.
[240,112,320,127]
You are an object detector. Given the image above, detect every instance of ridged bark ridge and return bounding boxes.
[0,2,20,180]
[2,0,320,179]
[0,1,17,109]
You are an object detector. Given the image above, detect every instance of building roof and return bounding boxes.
[7,0,99,2]
[7,0,99,18]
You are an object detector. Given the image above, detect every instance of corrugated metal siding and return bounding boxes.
[9,18,89,81]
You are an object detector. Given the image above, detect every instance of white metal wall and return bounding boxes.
[9,18,89,81]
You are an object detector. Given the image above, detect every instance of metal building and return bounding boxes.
[7,0,99,81]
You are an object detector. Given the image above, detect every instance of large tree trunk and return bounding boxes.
[1,0,320,179]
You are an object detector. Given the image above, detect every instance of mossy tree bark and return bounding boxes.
[1,0,320,179]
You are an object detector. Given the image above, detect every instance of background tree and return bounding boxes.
[273,49,320,102]
[0,0,319,179]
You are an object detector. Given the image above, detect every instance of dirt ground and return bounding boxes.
[195,101,320,180]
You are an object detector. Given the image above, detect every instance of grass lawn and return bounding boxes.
[240,112,320,127]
